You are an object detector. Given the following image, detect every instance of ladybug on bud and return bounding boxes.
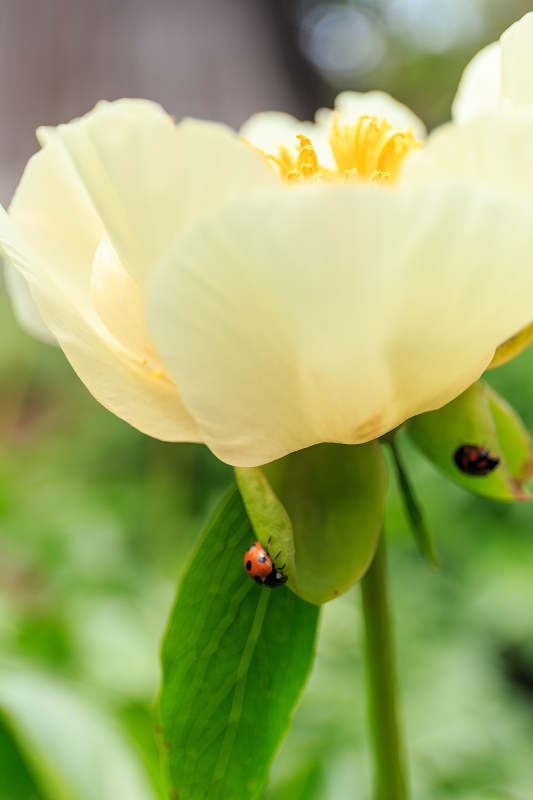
[454,444,500,476]
[244,537,288,588]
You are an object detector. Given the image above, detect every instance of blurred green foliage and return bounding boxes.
[369,0,533,130]
[0,711,44,800]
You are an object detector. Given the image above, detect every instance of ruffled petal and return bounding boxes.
[240,111,334,171]
[90,233,164,370]
[0,206,201,442]
[147,181,533,466]
[501,12,533,110]
[405,112,533,369]
[50,100,278,290]
[316,90,427,139]
[451,42,501,124]
[404,110,533,205]
[5,99,276,442]
[9,124,104,327]
[4,263,57,345]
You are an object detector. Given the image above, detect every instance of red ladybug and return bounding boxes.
[244,537,288,588]
[454,444,500,476]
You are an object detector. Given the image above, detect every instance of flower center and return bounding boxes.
[250,113,423,186]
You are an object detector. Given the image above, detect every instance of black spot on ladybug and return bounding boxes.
[246,560,252,571]
[454,444,500,476]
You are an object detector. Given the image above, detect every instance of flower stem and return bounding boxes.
[361,532,408,800]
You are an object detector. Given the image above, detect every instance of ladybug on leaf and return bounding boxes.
[244,537,288,588]
[454,444,500,476]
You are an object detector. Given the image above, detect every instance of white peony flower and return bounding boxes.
[2,88,533,466]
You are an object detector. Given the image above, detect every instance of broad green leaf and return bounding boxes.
[235,465,299,593]
[159,487,319,800]
[406,381,533,501]
[0,669,159,800]
[263,442,386,605]
[0,710,47,800]
[389,441,439,569]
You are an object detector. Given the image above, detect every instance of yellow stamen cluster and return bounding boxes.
[249,113,423,186]
[328,114,422,182]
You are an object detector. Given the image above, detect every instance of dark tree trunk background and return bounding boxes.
[0,0,320,204]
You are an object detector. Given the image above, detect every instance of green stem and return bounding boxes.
[361,533,408,800]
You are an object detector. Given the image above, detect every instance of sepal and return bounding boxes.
[406,381,533,501]
[234,465,299,593]
[488,322,533,369]
[236,442,386,605]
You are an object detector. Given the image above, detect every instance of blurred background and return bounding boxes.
[2,1,533,799]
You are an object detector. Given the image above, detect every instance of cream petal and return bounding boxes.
[501,12,533,110]
[4,262,57,345]
[51,99,278,290]
[147,181,533,467]
[239,111,334,171]
[0,206,201,443]
[316,90,427,139]
[451,42,501,124]
[404,113,533,369]
[239,111,312,151]
[404,110,533,205]
[9,124,104,327]
[5,105,200,439]
[90,233,164,370]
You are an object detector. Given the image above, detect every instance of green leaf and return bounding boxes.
[262,442,386,606]
[389,440,439,569]
[159,487,319,800]
[406,381,533,501]
[0,710,46,800]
